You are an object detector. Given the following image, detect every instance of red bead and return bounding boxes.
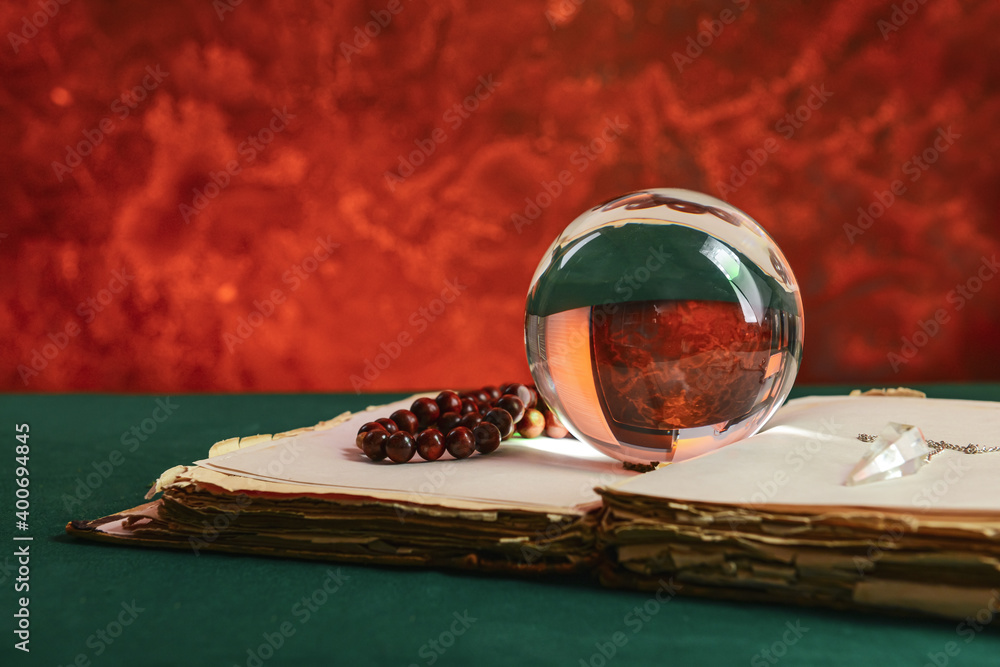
[460,391,488,412]
[445,426,476,459]
[459,412,482,430]
[517,409,545,438]
[356,422,385,449]
[482,385,502,403]
[473,422,502,454]
[484,408,515,439]
[416,429,446,461]
[435,391,463,415]
[437,411,463,433]
[390,409,420,434]
[545,411,569,439]
[375,418,398,434]
[362,429,388,461]
[496,394,525,423]
[521,386,538,409]
[386,431,417,463]
[459,398,479,415]
[502,384,535,411]
[410,397,441,429]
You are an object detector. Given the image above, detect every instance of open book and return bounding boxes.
[68,394,1000,622]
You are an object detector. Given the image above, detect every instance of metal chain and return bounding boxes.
[857,433,1000,459]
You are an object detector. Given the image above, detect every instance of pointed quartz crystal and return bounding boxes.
[845,422,931,486]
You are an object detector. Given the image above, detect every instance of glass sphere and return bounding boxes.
[524,189,803,464]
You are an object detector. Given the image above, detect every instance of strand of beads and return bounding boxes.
[355,383,571,463]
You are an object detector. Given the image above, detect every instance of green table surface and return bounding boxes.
[2,385,999,667]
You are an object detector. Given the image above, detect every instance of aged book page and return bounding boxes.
[606,395,1000,513]
[191,394,635,514]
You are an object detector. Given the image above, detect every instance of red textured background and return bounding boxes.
[2,0,999,393]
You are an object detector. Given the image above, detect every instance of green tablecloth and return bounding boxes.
[2,386,999,666]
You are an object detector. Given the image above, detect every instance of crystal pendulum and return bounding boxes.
[845,422,930,486]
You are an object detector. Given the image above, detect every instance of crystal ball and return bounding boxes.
[524,189,803,464]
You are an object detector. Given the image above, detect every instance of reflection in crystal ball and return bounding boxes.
[524,189,804,464]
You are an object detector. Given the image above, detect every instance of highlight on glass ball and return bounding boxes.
[524,188,804,465]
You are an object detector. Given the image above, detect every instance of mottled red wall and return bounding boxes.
[2,0,999,393]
